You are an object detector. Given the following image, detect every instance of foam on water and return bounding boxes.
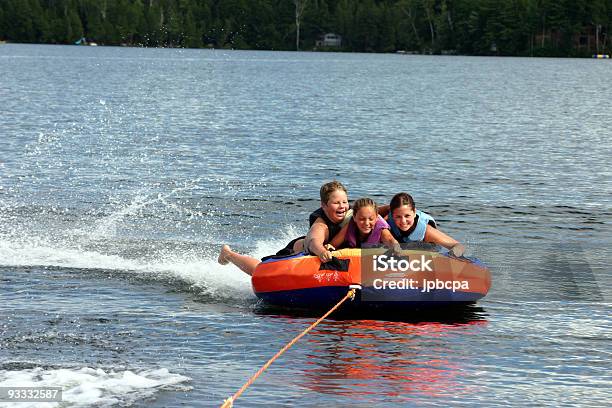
[0,367,190,408]
[0,225,303,301]
[250,224,303,260]
[0,236,251,299]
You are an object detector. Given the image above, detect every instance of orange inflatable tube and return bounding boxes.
[252,247,491,309]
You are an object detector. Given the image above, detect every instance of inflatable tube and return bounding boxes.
[252,247,491,310]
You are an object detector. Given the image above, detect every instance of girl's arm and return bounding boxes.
[380,229,398,247]
[378,204,390,218]
[304,219,333,262]
[328,222,349,250]
[423,225,465,256]
[380,229,401,254]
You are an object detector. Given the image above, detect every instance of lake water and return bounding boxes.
[0,44,610,407]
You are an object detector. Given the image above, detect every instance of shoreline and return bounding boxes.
[2,41,610,59]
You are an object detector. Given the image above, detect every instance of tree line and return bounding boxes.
[1,0,610,56]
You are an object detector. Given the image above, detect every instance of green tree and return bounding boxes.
[377,2,396,52]
[0,0,607,56]
[3,0,35,42]
[334,0,355,49]
[79,0,106,43]
[353,0,378,51]
[143,0,163,46]
[0,7,4,39]
[397,0,424,51]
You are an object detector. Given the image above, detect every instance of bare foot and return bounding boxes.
[218,245,231,265]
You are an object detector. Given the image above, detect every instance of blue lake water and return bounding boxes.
[0,44,611,407]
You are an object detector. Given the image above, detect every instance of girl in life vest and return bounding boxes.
[387,192,465,257]
[218,181,352,275]
[328,198,399,251]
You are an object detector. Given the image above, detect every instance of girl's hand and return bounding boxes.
[319,250,334,263]
[392,243,402,256]
[324,244,336,251]
[449,243,465,257]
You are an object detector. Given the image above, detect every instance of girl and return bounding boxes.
[302,180,351,261]
[387,192,465,256]
[329,198,398,250]
[218,181,351,275]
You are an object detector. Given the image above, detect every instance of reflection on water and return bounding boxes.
[252,307,488,403]
[256,302,489,322]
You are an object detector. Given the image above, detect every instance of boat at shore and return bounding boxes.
[74,37,98,46]
[252,245,491,311]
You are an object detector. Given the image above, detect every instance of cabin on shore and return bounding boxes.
[316,33,342,48]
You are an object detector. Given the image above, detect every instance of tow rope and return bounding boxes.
[220,287,358,407]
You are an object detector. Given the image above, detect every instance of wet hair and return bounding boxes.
[352,197,378,215]
[389,192,416,213]
[320,180,348,204]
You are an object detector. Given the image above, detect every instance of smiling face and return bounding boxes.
[392,205,416,232]
[321,189,349,224]
[354,205,378,236]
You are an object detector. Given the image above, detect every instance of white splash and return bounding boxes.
[0,237,252,300]
[0,367,190,408]
[0,225,305,301]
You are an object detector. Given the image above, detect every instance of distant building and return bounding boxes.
[316,33,342,48]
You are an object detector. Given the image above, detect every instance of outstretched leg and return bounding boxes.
[218,245,260,276]
[291,238,305,253]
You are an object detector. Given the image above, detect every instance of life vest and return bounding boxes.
[344,215,389,248]
[388,210,436,242]
[309,208,352,243]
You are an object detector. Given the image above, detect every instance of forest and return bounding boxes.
[1,0,610,57]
